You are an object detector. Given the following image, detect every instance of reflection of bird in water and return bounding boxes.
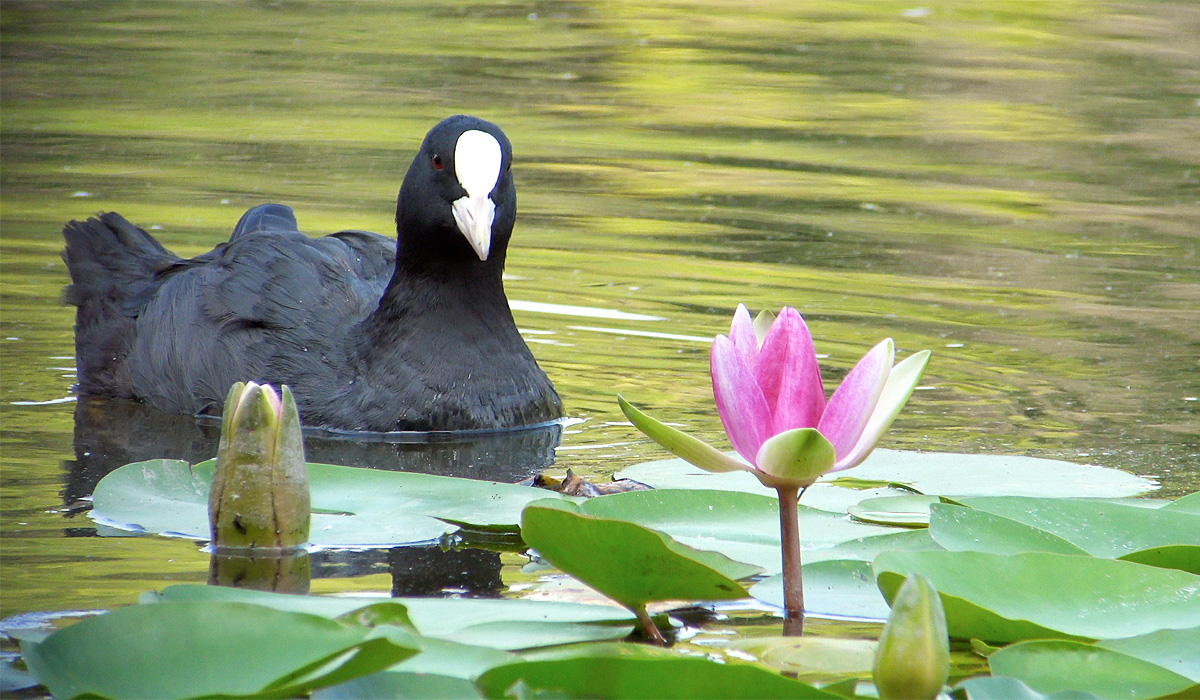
[62,115,561,432]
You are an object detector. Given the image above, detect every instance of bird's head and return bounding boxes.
[396,115,515,266]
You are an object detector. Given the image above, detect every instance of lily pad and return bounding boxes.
[1118,546,1200,575]
[750,559,893,620]
[564,488,899,573]
[1099,626,1200,682]
[956,676,1104,700]
[929,504,1092,557]
[874,550,1200,643]
[474,643,843,699]
[848,495,942,527]
[952,496,1200,558]
[91,459,575,547]
[727,636,877,679]
[21,601,418,700]
[520,499,758,612]
[988,640,1197,700]
[1163,492,1200,514]
[151,584,634,650]
[316,638,516,700]
[615,450,1156,500]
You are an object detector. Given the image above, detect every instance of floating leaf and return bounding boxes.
[150,584,634,650]
[474,644,843,699]
[21,601,418,700]
[729,637,877,679]
[520,500,758,614]
[1118,546,1200,575]
[316,637,515,700]
[750,559,893,620]
[953,496,1200,558]
[1099,626,1200,682]
[92,459,576,547]
[874,550,1200,643]
[988,640,1197,700]
[929,504,1091,556]
[956,676,1104,700]
[565,487,897,573]
[615,450,1155,500]
[848,495,942,527]
[1163,492,1200,514]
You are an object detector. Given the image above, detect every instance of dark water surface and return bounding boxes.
[2,2,1197,620]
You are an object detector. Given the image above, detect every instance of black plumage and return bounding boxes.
[62,115,563,431]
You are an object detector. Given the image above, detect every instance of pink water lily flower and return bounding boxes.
[619,305,930,490]
[617,304,930,631]
[712,304,930,487]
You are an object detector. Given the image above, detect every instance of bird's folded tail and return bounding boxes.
[62,213,180,395]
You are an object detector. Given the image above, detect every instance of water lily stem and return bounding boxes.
[635,605,667,645]
[777,485,805,636]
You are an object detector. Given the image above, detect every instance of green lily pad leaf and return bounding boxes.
[953,496,1200,559]
[1118,545,1200,574]
[92,459,575,547]
[929,504,1092,556]
[1099,627,1200,682]
[615,449,1156,500]
[520,500,758,612]
[573,488,898,573]
[20,601,418,700]
[728,636,876,679]
[150,584,635,650]
[989,640,1197,700]
[750,559,893,620]
[957,676,1105,700]
[474,644,843,699]
[1163,492,1200,514]
[848,495,942,527]
[807,528,943,564]
[316,637,515,700]
[874,550,1200,643]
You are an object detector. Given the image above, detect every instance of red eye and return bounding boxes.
[432,154,444,170]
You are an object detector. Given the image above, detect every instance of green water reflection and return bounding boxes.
[1,1,1197,623]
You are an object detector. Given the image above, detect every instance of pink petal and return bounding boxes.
[711,334,772,464]
[833,349,930,471]
[727,303,760,370]
[756,307,825,434]
[817,339,894,459]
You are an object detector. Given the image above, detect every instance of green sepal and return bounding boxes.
[617,395,748,474]
[753,427,837,488]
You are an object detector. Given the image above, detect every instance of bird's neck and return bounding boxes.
[359,252,514,349]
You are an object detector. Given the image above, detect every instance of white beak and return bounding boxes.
[451,195,494,261]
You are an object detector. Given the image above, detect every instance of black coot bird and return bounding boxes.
[62,115,563,432]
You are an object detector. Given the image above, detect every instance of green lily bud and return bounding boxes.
[208,381,310,551]
[873,574,950,700]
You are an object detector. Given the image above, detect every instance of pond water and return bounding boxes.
[1,0,1197,643]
